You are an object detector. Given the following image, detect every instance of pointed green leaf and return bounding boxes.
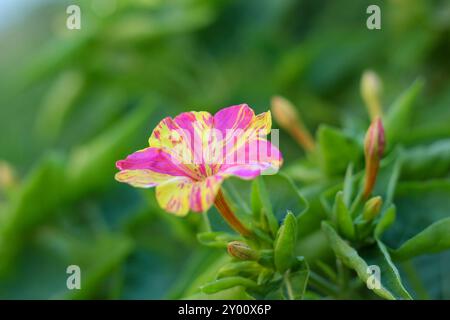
[185,286,255,300]
[197,232,238,249]
[385,79,424,146]
[333,191,355,240]
[322,222,412,300]
[375,205,397,238]
[343,163,354,207]
[283,257,309,300]
[251,177,278,237]
[401,139,450,180]
[217,261,262,279]
[317,125,362,176]
[200,277,258,294]
[392,218,450,261]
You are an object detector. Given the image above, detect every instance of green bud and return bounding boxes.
[274,212,297,273]
[227,241,259,261]
[363,196,383,221]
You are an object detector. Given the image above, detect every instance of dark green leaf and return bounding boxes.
[317,125,362,176]
[392,218,450,261]
[322,222,412,300]
[385,79,424,147]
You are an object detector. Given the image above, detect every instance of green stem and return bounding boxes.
[284,270,295,300]
[202,210,211,232]
[336,258,349,298]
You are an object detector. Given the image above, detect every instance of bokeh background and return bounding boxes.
[0,0,449,299]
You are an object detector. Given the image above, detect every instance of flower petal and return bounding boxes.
[173,111,217,175]
[220,139,283,179]
[214,104,254,136]
[115,169,174,188]
[156,177,193,216]
[116,147,198,180]
[189,175,224,212]
[248,111,272,136]
[149,112,218,178]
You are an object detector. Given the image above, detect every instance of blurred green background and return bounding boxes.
[0,0,449,299]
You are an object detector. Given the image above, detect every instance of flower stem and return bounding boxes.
[214,189,251,237]
[202,211,211,232]
[284,270,295,300]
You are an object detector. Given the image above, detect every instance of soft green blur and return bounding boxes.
[0,0,449,299]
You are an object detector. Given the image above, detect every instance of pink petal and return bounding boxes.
[116,148,198,181]
[220,139,283,179]
[213,104,255,136]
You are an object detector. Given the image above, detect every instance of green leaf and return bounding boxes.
[333,191,355,240]
[65,97,156,199]
[359,240,412,300]
[391,218,450,261]
[185,286,255,300]
[373,148,403,209]
[251,177,278,237]
[217,261,262,279]
[65,235,134,300]
[283,258,309,300]
[274,212,297,273]
[401,139,450,180]
[200,276,258,294]
[385,79,424,147]
[262,173,309,220]
[0,153,66,275]
[386,180,450,299]
[322,222,412,300]
[197,232,238,249]
[375,205,397,238]
[316,125,362,176]
[343,163,354,207]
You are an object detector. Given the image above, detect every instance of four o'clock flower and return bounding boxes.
[115,104,283,236]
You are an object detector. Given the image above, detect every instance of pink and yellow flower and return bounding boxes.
[115,104,283,219]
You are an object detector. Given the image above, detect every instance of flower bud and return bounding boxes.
[363,117,385,198]
[0,161,17,190]
[227,241,259,261]
[271,96,315,151]
[361,70,383,120]
[271,96,299,128]
[362,196,383,221]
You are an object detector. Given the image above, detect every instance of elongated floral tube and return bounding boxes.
[214,189,251,236]
[363,117,385,199]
